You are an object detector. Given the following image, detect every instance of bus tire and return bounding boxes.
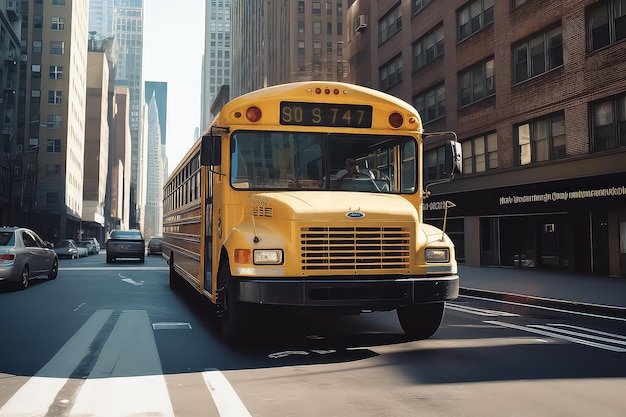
[217,263,252,345]
[396,302,445,340]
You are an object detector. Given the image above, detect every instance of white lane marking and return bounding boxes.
[119,273,144,286]
[70,310,175,416]
[203,370,253,417]
[529,324,626,347]
[485,320,626,352]
[0,310,113,416]
[73,302,86,312]
[59,267,168,271]
[546,323,626,341]
[446,303,520,317]
[152,322,193,330]
[461,294,626,322]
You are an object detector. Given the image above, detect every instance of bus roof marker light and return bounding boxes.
[389,112,404,129]
[315,88,322,94]
[408,116,417,125]
[234,111,242,118]
[246,106,262,122]
[333,89,340,95]
[325,88,331,94]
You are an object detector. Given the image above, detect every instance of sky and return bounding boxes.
[142,0,206,176]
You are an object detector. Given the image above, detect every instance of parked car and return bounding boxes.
[77,240,96,255]
[54,239,81,259]
[80,237,100,254]
[147,236,163,256]
[106,229,145,263]
[0,226,58,290]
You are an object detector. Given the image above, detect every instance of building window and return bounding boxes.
[413,84,445,124]
[31,64,41,78]
[516,111,566,165]
[590,94,626,152]
[313,21,321,34]
[49,65,64,79]
[51,17,65,30]
[513,26,563,83]
[46,192,59,208]
[52,0,66,4]
[32,40,42,54]
[47,139,61,153]
[379,4,402,44]
[379,54,403,90]
[298,1,305,14]
[462,133,498,174]
[412,0,432,15]
[312,2,321,14]
[511,0,527,8]
[31,90,41,103]
[412,23,444,71]
[45,164,61,178]
[587,0,626,51]
[34,15,43,28]
[424,147,446,182]
[50,41,65,55]
[298,20,304,33]
[458,57,495,107]
[457,0,494,41]
[47,115,62,129]
[48,90,63,104]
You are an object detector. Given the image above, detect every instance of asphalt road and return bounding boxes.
[1,252,625,416]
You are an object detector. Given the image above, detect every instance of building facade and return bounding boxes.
[201,0,230,130]
[0,2,22,226]
[230,0,348,99]
[16,0,90,243]
[346,0,626,276]
[142,93,162,239]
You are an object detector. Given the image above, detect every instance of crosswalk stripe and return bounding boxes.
[203,370,253,417]
[0,310,113,416]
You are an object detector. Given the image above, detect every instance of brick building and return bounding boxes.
[346,0,626,276]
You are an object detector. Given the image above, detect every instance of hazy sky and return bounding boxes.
[142,0,205,176]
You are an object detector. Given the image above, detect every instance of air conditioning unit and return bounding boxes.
[7,0,19,15]
[354,15,368,33]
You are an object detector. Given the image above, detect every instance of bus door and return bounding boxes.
[201,132,222,297]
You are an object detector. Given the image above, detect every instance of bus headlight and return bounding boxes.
[253,249,284,265]
[425,248,449,263]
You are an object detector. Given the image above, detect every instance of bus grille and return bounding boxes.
[300,226,411,271]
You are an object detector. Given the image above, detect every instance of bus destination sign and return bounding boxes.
[280,101,373,128]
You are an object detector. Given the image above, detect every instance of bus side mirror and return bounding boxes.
[444,141,462,176]
[200,134,221,166]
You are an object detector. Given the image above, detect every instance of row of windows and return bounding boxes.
[379,0,623,93]
[163,155,201,213]
[298,20,343,36]
[298,2,342,16]
[424,93,626,181]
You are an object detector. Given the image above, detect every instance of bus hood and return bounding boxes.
[247,191,418,222]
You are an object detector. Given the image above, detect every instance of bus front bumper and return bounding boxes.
[235,275,459,309]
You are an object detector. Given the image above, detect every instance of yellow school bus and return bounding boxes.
[162,81,461,343]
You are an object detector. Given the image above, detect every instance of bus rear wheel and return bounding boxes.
[396,302,445,340]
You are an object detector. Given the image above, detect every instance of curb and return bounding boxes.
[459,287,626,319]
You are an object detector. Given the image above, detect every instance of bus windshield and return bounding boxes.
[230,130,417,193]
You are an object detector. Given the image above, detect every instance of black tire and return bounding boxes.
[217,262,254,345]
[18,266,29,290]
[48,258,58,280]
[169,253,182,290]
[396,302,445,340]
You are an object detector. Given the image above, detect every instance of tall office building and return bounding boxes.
[200,0,230,130]
[0,3,22,225]
[346,0,626,276]
[111,0,143,229]
[230,0,347,99]
[88,0,113,38]
[143,93,162,239]
[144,80,167,178]
[17,0,90,242]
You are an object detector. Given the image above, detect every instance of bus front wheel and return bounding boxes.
[396,302,445,340]
[217,264,253,345]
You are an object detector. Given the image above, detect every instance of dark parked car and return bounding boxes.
[77,240,96,255]
[0,226,58,290]
[147,237,163,256]
[106,229,145,263]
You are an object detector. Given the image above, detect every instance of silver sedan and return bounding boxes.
[0,227,59,290]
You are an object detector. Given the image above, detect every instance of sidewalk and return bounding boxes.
[457,264,626,318]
